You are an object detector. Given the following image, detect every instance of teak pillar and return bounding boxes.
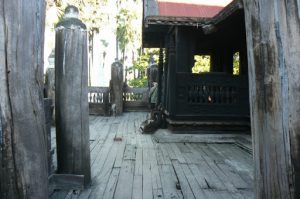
[110,61,124,115]
[163,38,169,110]
[167,35,176,116]
[0,1,48,198]
[244,1,300,198]
[175,27,195,73]
[55,6,91,186]
[157,47,164,106]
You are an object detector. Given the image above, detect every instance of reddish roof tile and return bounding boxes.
[158,2,225,17]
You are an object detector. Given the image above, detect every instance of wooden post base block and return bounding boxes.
[49,174,84,193]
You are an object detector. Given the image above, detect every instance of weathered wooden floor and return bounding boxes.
[51,112,253,199]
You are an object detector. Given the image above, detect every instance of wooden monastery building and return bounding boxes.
[143,0,250,129]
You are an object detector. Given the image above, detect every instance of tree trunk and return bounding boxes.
[243,0,300,198]
[0,1,48,198]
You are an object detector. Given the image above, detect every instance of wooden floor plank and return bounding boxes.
[216,162,250,189]
[102,168,121,199]
[52,113,254,199]
[132,147,143,199]
[143,148,154,199]
[132,175,143,199]
[114,160,135,199]
[77,188,91,199]
[113,139,126,168]
[198,145,238,192]
[170,143,187,164]
[180,163,206,199]
[176,143,191,153]
[123,144,136,161]
[188,164,209,189]
[159,165,183,199]
[135,147,143,176]
[50,190,70,199]
[209,144,254,187]
[90,124,117,177]
[160,144,172,165]
[172,160,195,199]
[88,141,120,199]
[156,145,166,165]
[90,124,110,165]
[150,148,163,198]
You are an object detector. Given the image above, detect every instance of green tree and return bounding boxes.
[192,55,211,73]
[233,52,240,75]
[116,1,140,63]
[127,48,159,87]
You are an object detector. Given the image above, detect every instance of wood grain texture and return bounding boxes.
[110,62,124,115]
[49,174,84,191]
[51,113,254,199]
[55,16,91,186]
[243,0,300,198]
[0,0,48,198]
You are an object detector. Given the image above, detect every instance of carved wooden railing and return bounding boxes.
[123,87,149,111]
[175,73,250,120]
[88,87,110,115]
[88,86,149,115]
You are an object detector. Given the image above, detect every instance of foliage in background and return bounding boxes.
[192,55,211,73]
[116,8,138,56]
[115,0,142,63]
[233,52,240,75]
[46,0,109,33]
[128,76,148,87]
[128,48,159,87]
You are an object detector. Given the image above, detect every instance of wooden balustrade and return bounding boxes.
[88,87,110,103]
[123,87,149,112]
[88,86,150,115]
[88,87,110,115]
[175,72,249,120]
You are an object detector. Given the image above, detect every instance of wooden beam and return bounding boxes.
[202,24,217,35]
[243,0,300,198]
[0,0,48,198]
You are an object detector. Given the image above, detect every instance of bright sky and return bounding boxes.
[157,0,233,6]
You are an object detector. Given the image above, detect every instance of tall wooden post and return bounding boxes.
[243,1,300,198]
[45,68,55,123]
[167,35,176,116]
[55,6,91,186]
[44,98,54,175]
[110,61,124,115]
[175,27,195,73]
[157,47,164,106]
[0,1,48,198]
[45,68,55,100]
[223,49,233,74]
[210,49,222,72]
[163,38,169,110]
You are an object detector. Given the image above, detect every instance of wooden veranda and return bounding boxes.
[50,112,253,199]
[1,0,300,198]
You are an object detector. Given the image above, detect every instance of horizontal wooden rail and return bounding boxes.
[88,86,150,114]
[175,73,250,120]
